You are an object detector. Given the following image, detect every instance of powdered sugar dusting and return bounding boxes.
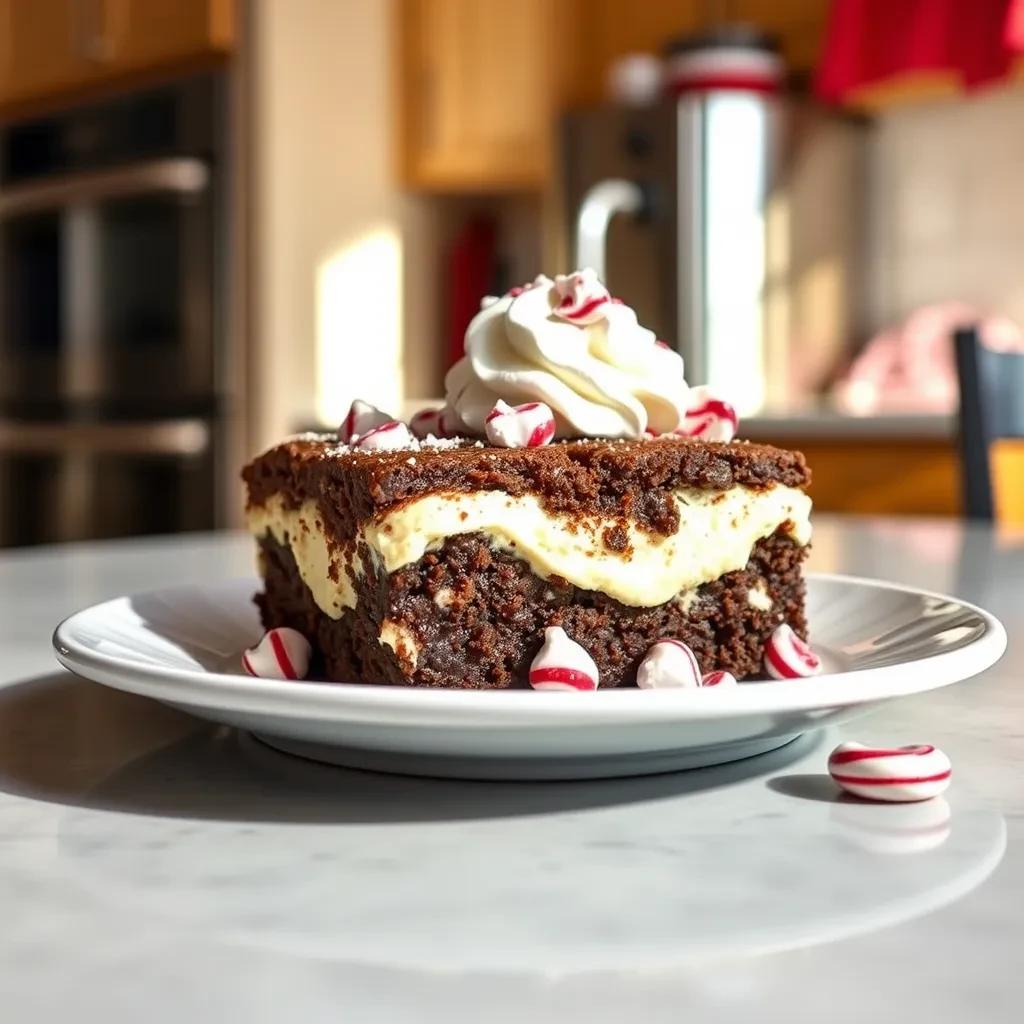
[314,431,481,459]
[286,431,338,442]
[418,434,467,450]
[322,442,355,457]
[288,428,696,461]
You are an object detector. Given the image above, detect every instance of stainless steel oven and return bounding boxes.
[0,74,229,546]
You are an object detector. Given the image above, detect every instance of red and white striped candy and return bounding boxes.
[409,407,443,439]
[637,638,702,689]
[529,626,599,691]
[701,669,738,688]
[242,627,311,681]
[763,623,821,680]
[828,742,952,802]
[553,269,611,325]
[484,399,556,448]
[356,420,414,452]
[340,399,393,443]
[676,385,739,442]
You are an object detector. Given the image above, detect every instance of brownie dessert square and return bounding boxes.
[242,269,814,689]
[243,435,811,688]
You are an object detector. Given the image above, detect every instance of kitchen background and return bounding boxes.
[1,0,1022,546]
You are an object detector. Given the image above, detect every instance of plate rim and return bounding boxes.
[51,572,1008,724]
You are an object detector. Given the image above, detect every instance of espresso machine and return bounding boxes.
[561,28,867,414]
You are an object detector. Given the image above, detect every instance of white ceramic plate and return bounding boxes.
[53,573,1006,780]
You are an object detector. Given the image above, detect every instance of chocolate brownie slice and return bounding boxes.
[242,434,812,688]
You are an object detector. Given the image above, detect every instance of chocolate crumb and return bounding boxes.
[602,523,631,554]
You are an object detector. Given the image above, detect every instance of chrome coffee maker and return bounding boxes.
[560,27,866,414]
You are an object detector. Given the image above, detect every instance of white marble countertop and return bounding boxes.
[1,518,1022,1022]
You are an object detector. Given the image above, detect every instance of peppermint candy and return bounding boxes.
[356,420,414,452]
[409,407,443,439]
[484,399,556,448]
[763,624,821,680]
[701,669,738,688]
[828,742,952,802]
[341,399,393,443]
[676,386,739,442]
[242,627,311,681]
[636,639,701,689]
[529,626,599,691]
[553,269,611,325]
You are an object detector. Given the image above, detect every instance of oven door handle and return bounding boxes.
[0,419,210,456]
[0,158,209,218]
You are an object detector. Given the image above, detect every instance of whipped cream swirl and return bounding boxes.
[444,270,691,439]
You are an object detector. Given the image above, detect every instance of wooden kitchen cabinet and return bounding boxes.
[745,434,1024,525]
[0,1,93,108]
[102,0,233,76]
[398,0,831,191]
[555,0,831,106]
[397,0,553,191]
[775,439,963,518]
[0,0,233,116]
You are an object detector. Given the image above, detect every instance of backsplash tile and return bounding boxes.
[868,84,1024,332]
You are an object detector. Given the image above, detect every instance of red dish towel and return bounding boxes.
[815,0,1024,104]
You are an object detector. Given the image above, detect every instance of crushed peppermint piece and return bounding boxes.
[356,421,415,452]
[675,386,739,442]
[485,399,556,449]
[553,270,611,325]
[341,399,394,443]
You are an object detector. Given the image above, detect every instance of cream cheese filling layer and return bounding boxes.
[246,497,363,619]
[248,483,810,612]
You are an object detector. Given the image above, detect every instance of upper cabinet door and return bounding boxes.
[0,0,234,115]
[395,0,832,193]
[0,0,98,108]
[103,0,233,74]
[398,0,553,192]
